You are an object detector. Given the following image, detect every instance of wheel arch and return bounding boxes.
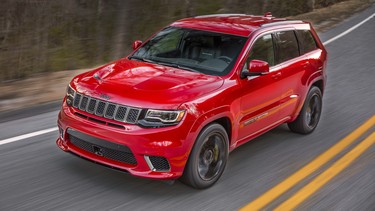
[186,107,235,152]
[212,117,232,144]
[312,79,324,95]
[290,77,325,122]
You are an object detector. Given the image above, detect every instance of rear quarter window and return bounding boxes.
[297,30,318,54]
[275,30,299,64]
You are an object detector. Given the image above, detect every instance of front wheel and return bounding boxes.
[180,123,229,189]
[288,86,322,134]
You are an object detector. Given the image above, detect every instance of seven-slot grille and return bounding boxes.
[72,92,142,124]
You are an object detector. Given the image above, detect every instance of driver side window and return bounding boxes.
[244,34,275,70]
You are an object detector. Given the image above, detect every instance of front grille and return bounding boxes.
[104,104,116,118]
[68,129,137,165]
[72,92,142,124]
[79,96,89,110]
[96,101,106,116]
[127,109,141,123]
[115,106,127,121]
[73,94,81,107]
[87,99,97,113]
[148,156,170,171]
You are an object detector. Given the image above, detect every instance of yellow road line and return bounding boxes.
[240,115,375,211]
[275,132,375,210]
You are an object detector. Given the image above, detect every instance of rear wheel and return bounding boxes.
[288,86,322,134]
[180,123,228,189]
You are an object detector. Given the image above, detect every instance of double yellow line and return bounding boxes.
[241,115,375,210]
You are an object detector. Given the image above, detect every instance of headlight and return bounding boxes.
[66,84,75,106]
[144,109,185,124]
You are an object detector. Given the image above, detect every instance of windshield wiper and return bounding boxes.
[157,62,199,73]
[128,56,156,64]
[129,56,199,73]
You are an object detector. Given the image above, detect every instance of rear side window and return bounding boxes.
[275,31,299,64]
[297,30,318,54]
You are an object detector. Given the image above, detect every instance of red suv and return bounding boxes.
[57,13,327,189]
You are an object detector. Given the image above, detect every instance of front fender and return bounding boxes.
[181,104,236,155]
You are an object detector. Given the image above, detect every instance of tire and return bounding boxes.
[180,123,229,189]
[288,86,322,134]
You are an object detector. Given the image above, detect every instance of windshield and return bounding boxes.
[131,27,247,76]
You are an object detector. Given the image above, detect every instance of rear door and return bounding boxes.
[274,30,307,119]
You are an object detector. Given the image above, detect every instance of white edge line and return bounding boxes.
[0,127,58,146]
[323,13,375,45]
[1,12,374,146]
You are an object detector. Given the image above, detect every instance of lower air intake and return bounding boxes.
[67,129,137,165]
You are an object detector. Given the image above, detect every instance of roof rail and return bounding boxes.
[195,14,246,18]
[261,20,304,27]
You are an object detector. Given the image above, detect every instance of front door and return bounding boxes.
[238,33,283,141]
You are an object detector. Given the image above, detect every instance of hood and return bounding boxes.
[72,58,224,109]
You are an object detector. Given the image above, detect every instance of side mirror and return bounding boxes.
[133,40,143,50]
[241,60,269,78]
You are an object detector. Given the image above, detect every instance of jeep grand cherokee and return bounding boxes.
[57,13,327,189]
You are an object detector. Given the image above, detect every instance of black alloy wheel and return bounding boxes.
[305,93,321,129]
[288,86,323,134]
[197,132,226,181]
[180,123,229,189]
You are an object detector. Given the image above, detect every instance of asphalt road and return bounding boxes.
[1,5,375,211]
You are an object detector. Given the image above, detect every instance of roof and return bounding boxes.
[171,14,297,37]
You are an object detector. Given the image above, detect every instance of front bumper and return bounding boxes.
[56,103,195,180]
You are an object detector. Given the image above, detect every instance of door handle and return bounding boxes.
[272,72,281,79]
